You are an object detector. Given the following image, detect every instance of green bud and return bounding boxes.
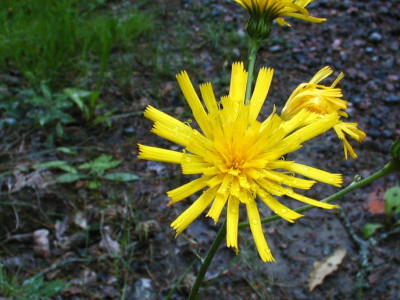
[390,138,400,161]
[246,16,272,42]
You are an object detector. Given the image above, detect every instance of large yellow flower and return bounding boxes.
[281,66,366,159]
[138,62,342,262]
[233,0,326,27]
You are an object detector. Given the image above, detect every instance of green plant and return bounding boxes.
[63,88,114,126]
[0,82,75,145]
[0,263,69,299]
[0,0,154,88]
[26,83,75,137]
[33,154,138,189]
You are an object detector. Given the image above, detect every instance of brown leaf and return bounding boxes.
[308,248,347,291]
[368,187,385,214]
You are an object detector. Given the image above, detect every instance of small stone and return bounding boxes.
[369,116,381,127]
[365,47,374,53]
[385,95,400,103]
[367,129,381,138]
[369,32,382,42]
[269,45,282,53]
[382,130,393,138]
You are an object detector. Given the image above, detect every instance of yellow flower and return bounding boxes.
[281,66,366,159]
[234,0,326,32]
[138,62,342,262]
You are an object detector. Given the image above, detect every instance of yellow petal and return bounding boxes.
[286,190,339,209]
[229,62,248,104]
[258,191,303,223]
[343,137,357,159]
[246,196,275,262]
[181,154,210,174]
[170,186,218,236]
[226,196,239,251]
[206,192,229,223]
[283,162,342,187]
[138,144,183,163]
[176,71,212,137]
[167,176,209,204]
[152,121,191,147]
[260,169,316,189]
[248,67,274,122]
[199,82,218,114]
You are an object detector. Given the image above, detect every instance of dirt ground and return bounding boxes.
[1,0,400,299]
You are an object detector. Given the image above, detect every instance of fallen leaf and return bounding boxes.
[33,229,50,257]
[308,248,347,291]
[74,211,87,229]
[99,226,120,257]
[368,187,385,214]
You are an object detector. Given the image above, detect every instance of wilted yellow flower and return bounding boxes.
[138,62,342,262]
[281,66,366,159]
[234,0,326,39]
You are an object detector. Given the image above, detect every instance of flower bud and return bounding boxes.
[246,16,272,42]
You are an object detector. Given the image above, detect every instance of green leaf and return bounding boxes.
[40,82,52,101]
[63,88,90,117]
[55,122,65,138]
[88,90,100,111]
[88,180,100,189]
[33,160,77,174]
[57,173,87,183]
[362,223,383,239]
[78,155,121,174]
[103,172,139,182]
[384,186,400,214]
[57,147,78,156]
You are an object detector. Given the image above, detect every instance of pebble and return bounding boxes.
[385,95,400,103]
[365,47,374,54]
[369,32,382,42]
[367,129,381,138]
[382,130,393,138]
[369,116,381,127]
[269,45,282,53]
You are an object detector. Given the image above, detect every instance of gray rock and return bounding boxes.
[369,32,382,42]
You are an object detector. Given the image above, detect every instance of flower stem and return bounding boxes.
[239,160,399,229]
[245,38,260,102]
[188,219,227,300]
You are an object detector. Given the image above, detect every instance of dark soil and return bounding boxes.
[1,0,400,299]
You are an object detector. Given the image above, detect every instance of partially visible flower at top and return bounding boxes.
[233,0,326,40]
[138,62,342,262]
[281,66,366,159]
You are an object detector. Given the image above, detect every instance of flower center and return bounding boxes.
[224,150,246,176]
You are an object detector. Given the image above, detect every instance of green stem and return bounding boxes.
[188,219,227,300]
[245,38,260,102]
[239,160,399,229]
